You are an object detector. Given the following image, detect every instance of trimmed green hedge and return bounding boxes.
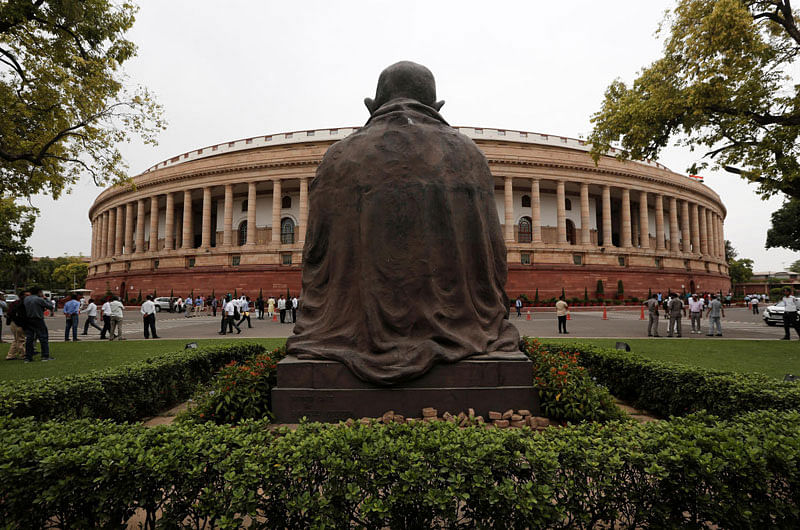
[0,342,265,421]
[545,343,800,418]
[1,410,798,528]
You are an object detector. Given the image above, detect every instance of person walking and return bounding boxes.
[184,295,193,317]
[278,295,287,323]
[267,295,275,319]
[667,293,686,338]
[99,297,112,339]
[643,292,660,337]
[81,298,103,335]
[705,294,725,336]
[688,294,705,334]
[63,294,80,341]
[555,295,569,334]
[218,295,241,335]
[5,292,27,360]
[211,296,218,317]
[141,295,160,339]
[515,297,522,318]
[108,296,125,340]
[291,295,298,323]
[779,287,800,340]
[751,296,760,315]
[236,296,253,329]
[256,297,265,320]
[0,292,6,343]
[23,287,54,362]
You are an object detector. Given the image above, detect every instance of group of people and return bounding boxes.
[216,294,299,335]
[643,292,725,337]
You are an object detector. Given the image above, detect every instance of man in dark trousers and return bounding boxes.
[140,295,160,339]
[23,287,55,362]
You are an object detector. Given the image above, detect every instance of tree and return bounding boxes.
[724,239,738,262]
[0,197,35,286]
[589,0,800,200]
[51,261,88,290]
[1,1,164,250]
[789,259,800,273]
[766,198,800,251]
[729,257,755,287]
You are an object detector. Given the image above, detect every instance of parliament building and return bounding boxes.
[86,127,729,300]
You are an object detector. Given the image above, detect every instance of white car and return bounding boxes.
[763,301,785,326]
[3,293,19,303]
[153,297,173,312]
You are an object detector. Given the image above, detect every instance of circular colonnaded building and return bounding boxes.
[86,127,729,301]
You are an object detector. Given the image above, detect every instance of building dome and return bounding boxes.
[87,127,729,300]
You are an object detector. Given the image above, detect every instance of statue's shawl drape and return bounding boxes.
[286,98,520,385]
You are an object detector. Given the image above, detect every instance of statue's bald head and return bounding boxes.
[365,61,445,114]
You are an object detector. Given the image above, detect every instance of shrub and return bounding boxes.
[1,410,798,528]
[522,338,626,423]
[179,346,286,425]
[0,342,265,421]
[545,343,800,418]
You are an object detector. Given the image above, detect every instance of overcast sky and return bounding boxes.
[27,0,799,272]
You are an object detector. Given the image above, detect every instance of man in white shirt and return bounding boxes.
[100,298,112,339]
[780,287,800,340]
[277,295,287,323]
[688,294,705,334]
[184,295,193,318]
[81,298,103,335]
[218,295,241,335]
[0,292,6,343]
[140,295,159,339]
[108,296,125,341]
[291,296,298,323]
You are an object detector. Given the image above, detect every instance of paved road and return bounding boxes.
[2,306,792,342]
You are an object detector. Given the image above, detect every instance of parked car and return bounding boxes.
[153,297,174,312]
[763,301,785,326]
[3,293,19,303]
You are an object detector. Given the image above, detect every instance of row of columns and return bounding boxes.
[91,178,310,260]
[502,177,725,259]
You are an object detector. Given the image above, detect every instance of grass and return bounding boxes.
[0,338,286,382]
[540,338,800,380]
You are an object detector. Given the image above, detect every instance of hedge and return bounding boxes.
[1,410,798,528]
[0,342,265,422]
[544,343,800,418]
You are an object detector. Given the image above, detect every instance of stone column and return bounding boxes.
[125,202,134,254]
[90,219,96,260]
[149,196,159,252]
[247,181,258,246]
[602,185,612,247]
[639,190,649,249]
[556,180,567,244]
[531,179,542,243]
[164,192,174,251]
[669,197,680,252]
[655,194,665,250]
[299,177,309,244]
[271,180,281,244]
[106,208,116,258]
[115,206,124,256]
[223,184,233,247]
[181,190,193,250]
[136,199,146,253]
[580,182,590,245]
[690,203,700,254]
[99,212,108,258]
[698,205,708,256]
[201,187,212,249]
[621,188,632,248]
[504,176,514,242]
[717,215,725,257]
[711,211,718,257]
[681,200,691,253]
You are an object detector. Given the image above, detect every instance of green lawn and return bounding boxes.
[0,338,286,382]
[540,338,800,380]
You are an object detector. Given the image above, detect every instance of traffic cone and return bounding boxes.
[566,312,571,321]
[602,305,608,320]
[526,310,531,321]
[639,305,645,320]
[272,313,278,322]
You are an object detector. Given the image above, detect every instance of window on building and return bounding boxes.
[231,255,241,266]
[281,217,295,244]
[618,256,626,267]
[282,253,293,265]
[187,257,196,268]
[521,252,531,265]
[521,195,531,208]
[565,198,572,211]
[237,221,247,246]
[518,217,532,243]
[573,254,583,265]
[282,196,292,209]
[153,259,159,270]
[241,200,248,213]
[655,257,662,269]
[566,219,576,245]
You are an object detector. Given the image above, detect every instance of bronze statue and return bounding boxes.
[286,61,521,385]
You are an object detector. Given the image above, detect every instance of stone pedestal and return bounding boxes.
[272,352,538,423]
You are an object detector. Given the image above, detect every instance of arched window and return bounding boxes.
[237,221,247,246]
[281,217,295,244]
[241,200,248,213]
[518,217,532,243]
[521,195,531,208]
[566,219,576,245]
[565,198,572,211]
[281,196,292,209]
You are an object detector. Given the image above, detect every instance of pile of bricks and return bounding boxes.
[348,408,557,431]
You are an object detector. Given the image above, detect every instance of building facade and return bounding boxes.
[86,127,729,300]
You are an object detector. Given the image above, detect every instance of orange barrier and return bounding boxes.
[639,305,645,320]
[602,305,608,320]
[526,310,531,321]
[273,314,278,322]
[566,312,571,321]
